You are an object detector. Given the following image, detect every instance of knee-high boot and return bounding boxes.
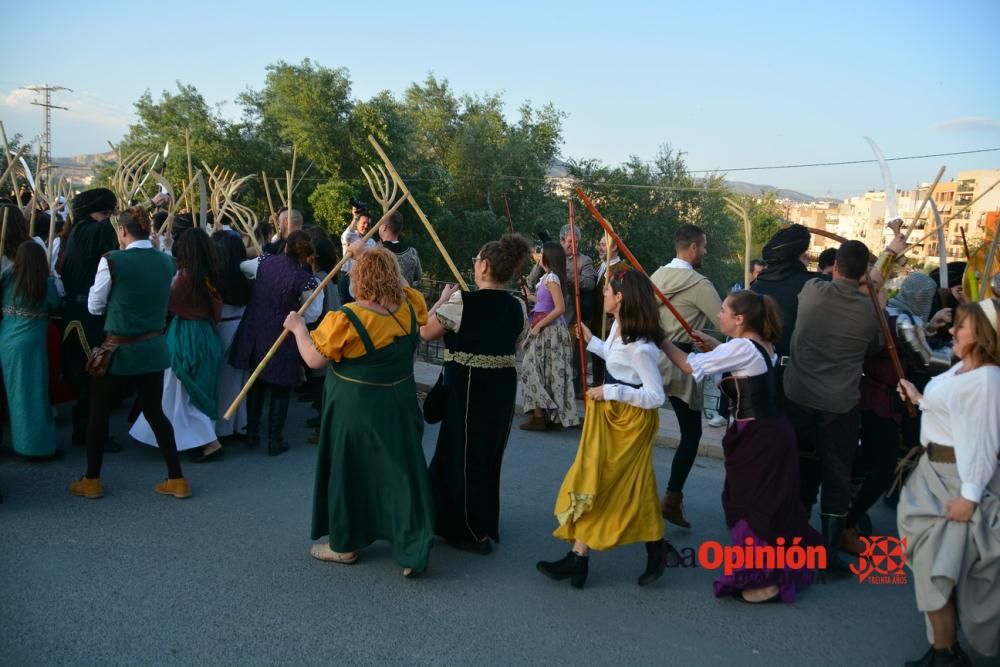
[267,385,291,456]
[245,382,267,449]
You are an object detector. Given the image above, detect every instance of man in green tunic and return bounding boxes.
[68,206,190,500]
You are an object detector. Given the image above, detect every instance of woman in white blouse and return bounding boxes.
[536,270,670,590]
[896,298,1000,666]
[661,290,822,603]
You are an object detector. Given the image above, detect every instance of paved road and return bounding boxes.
[0,398,982,666]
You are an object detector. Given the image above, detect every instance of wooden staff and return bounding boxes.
[0,207,9,261]
[575,187,706,350]
[501,192,531,304]
[184,127,195,213]
[960,227,978,297]
[907,178,1000,251]
[27,143,43,237]
[865,279,916,417]
[223,194,408,420]
[0,145,27,193]
[901,166,945,244]
[367,135,469,290]
[567,200,588,399]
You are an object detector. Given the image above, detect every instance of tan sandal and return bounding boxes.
[310,543,359,564]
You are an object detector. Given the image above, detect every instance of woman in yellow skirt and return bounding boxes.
[536,270,672,589]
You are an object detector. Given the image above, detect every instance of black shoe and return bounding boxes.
[904,644,971,667]
[190,447,224,463]
[267,444,290,457]
[820,514,853,580]
[447,538,493,555]
[638,540,668,587]
[219,432,247,444]
[536,550,589,589]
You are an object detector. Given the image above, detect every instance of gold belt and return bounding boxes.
[444,350,516,368]
[926,442,956,464]
[331,368,412,387]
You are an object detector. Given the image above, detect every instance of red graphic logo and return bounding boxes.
[850,536,908,584]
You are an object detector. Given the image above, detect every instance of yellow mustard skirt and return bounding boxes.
[552,400,664,550]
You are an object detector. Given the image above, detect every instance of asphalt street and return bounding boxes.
[0,398,986,666]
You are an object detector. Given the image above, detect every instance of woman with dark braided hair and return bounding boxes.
[232,229,321,455]
[419,233,531,554]
[661,290,821,603]
[0,240,61,460]
[130,227,223,461]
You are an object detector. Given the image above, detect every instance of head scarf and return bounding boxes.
[762,224,811,264]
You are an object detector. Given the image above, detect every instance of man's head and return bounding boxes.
[750,259,766,283]
[817,247,837,275]
[598,236,618,262]
[71,187,117,222]
[380,211,404,242]
[355,212,372,236]
[674,224,707,268]
[559,223,580,256]
[833,240,871,282]
[277,208,304,238]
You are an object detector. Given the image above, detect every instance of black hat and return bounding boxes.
[71,188,116,220]
[928,261,966,289]
[170,213,195,242]
[762,224,811,264]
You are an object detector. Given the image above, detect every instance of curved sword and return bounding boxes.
[864,137,899,224]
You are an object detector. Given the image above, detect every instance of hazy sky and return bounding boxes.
[2,0,998,198]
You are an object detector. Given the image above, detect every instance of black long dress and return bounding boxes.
[427,289,526,544]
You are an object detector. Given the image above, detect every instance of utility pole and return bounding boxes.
[22,84,72,190]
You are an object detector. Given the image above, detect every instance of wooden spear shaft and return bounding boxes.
[184,128,195,213]
[575,187,706,350]
[501,192,531,304]
[367,135,469,290]
[901,166,945,244]
[222,194,408,420]
[568,200,588,399]
[0,207,9,263]
[0,145,27,193]
[866,281,916,417]
[27,143,43,237]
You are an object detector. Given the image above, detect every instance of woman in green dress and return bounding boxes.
[284,245,433,577]
[0,241,60,458]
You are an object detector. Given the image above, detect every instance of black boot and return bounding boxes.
[536,550,589,589]
[820,513,852,579]
[245,383,266,449]
[638,540,667,586]
[267,386,291,457]
[904,643,971,667]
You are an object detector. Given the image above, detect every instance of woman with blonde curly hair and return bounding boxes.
[284,243,433,577]
[896,298,1000,666]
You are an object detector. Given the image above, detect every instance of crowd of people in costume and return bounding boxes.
[1,183,998,667]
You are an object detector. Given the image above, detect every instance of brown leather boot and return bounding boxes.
[155,478,192,499]
[519,415,547,431]
[69,477,104,499]
[840,526,866,556]
[661,490,691,528]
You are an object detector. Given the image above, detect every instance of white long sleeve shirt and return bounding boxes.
[919,362,1000,503]
[687,338,776,384]
[586,321,665,410]
[87,240,152,315]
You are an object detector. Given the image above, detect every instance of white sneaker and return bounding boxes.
[708,415,727,428]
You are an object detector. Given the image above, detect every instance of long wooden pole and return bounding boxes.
[501,192,531,304]
[367,135,469,290]
[575,188,706,350]
[0,207,9,263]
[568,200,588,399]
[184,127,195,213]
[0,145,28,193]
[901,166,945,244]
[27,143,43,237]
[223,194,407,420]
[865,280,916,417]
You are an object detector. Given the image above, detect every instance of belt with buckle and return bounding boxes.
[926,442,956,464]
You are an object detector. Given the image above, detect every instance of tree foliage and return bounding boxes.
[103,60,749,288]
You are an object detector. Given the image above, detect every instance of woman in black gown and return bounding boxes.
[420,234,531,553]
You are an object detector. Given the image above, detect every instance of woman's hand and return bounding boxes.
[438,283,460,303]
[897,378,923,406]
[586,385,605,401]
[283,311,306,334]
[530,323,544,338]
[692,330,720,350]
[579,323,593,343]
[945,497,976,522]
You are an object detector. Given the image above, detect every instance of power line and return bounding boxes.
[684,147,1000,174]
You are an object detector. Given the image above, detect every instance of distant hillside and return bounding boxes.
[724,181,818,203]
